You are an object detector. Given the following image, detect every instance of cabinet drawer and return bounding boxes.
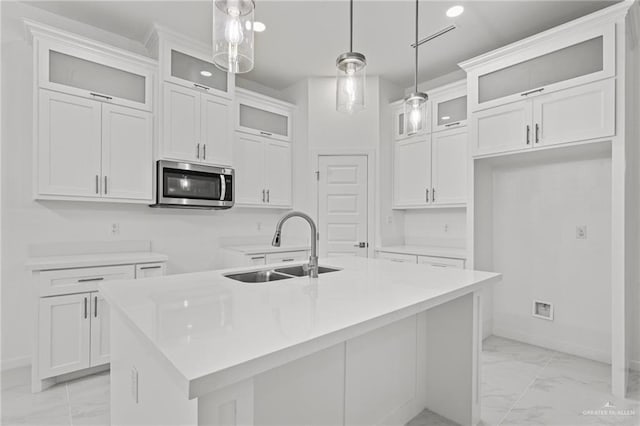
[417,256,465,269]
[376,252,417,263]
[38,265,135,297]
[135,263,166,279]
[265,251,309,264]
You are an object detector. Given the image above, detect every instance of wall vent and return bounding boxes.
[532,300,554,320]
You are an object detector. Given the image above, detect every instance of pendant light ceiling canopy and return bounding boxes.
[405,0,428,136]
[336,0,367,114]
[213,0,255,74]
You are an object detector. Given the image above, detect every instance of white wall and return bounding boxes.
[490,151,612,363]
[0,1,303,368]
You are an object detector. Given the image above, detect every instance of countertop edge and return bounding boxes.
[26,252,169,271]
[376,246,468,259]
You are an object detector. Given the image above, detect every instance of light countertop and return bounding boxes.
[100,256,500,399]
[26,252,168,271]
[377,245,467,259]
[223,244,310,255]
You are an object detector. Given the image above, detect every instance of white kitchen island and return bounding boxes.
[100,257,501,426]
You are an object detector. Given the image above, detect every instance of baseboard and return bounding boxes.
[492,327,611,364]
[1,356,31,371]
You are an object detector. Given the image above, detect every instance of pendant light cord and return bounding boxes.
[350,0,354,52]
[414,0,419,92]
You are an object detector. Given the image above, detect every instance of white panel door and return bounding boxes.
[38,90,102,197]
[234,134,265,205]
[89,292,110,367]
[163,83,200,162]
[101,104,153,200]
[264,140,292,207]
[38,293,90,379]
[473,100,532,156]
[318,156,368,258]
[200,92,232,166]
[393,136,431,207]
[533,79,615,147]
[431,128,467,205]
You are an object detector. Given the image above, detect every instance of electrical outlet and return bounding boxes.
[111,223,120,236]
[576,225,587,239]
[386,216,393,224]
[444,224,449,233]
[532,300,554,321]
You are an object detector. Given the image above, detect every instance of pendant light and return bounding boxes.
[336,0,367,113]
[213,0,255,74]
[405,0,428,135]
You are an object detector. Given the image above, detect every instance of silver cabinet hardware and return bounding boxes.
[535,124,540,144]
[94,296,98,318]
[432,188,436,202]
[193,83,210,91]
[425,188,429,203]
[262,189,266,202]
[260,131,272,136]
[526,125,530,145]
[90,92,112,100]
[139,265,162,270]
[104,176,108,194]
[390,259,405,263]
[430,264,448,268]
[95,175,99,194]
[84,297,88,319]
[445,122,461,128]
[520,87,545,97]
[266,190,270,203]
[78,277,104,283]
[203,144,207,160]
[196,143,200,159]
[282,258,295,262]
[251,256,265,261]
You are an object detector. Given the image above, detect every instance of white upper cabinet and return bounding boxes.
[392,100,431,140]
[37,38,154,111]
[431,81,467,133]
[431,128,467,205]
[471,100,533,156]
[264,140,292,207]
[236,89,293,142]
[464,23,614,112]
[38,90,102,198]
[201,92,233,166]
[101,104,153,200]
[393,135,431,208]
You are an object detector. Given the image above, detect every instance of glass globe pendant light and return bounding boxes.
[213,0,255,74]
[405,0,428,135]
[336,0,367,113]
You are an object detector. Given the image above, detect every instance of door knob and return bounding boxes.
[354,242,368,248]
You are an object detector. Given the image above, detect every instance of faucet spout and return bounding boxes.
[271,211,318,278]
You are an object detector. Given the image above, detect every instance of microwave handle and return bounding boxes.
[220,175,226,201]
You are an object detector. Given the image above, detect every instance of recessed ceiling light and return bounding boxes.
[200,70,212,77]
[245,21,266,32]
[446,5,464,18]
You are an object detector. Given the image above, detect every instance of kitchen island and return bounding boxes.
[100,257,501,426]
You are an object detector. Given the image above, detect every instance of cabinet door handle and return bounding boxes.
[104,176,108,194]
[535,124,540,144]
[196,143,200,159]
[90,92,112,100]
[526,125,530,145]
[520,87,544,97]
[260,131,272,136]
[203,144,206,160]
[425,188,429,203]
[95,175,99,194]
[445,121,461,128]
[262,189,266,202]
[432,188,436,202]
[193,83,210,91]
[94,296,98,318]
[266,189,270,203]
[78,277,104,283]
[84,297,88,319]
[139,265,162,270]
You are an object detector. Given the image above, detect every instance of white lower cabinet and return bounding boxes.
[376,252,417,263]
[265,251,309,264]
[135,263,167,278]
[221,247,310,268]
[234,133,292,208]
[89,293,110,367]
[417,256,465,269]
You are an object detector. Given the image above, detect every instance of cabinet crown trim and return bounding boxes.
[458,1,631,71]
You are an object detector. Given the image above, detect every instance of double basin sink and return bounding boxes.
[225,264,341,283]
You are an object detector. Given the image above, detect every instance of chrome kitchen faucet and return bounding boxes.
[272,211,318,278]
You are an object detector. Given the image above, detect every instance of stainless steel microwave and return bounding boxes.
[151,160,234,209]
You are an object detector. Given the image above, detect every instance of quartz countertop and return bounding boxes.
[376,245,467,259]
[99,256,500,399]
[26,252,168,271]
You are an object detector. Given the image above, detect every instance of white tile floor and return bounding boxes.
[2,336,639,426]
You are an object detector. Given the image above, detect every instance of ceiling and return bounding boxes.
[26,0,620,90]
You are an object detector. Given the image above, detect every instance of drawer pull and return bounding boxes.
[444,121,461,127]
[520,87,544,97]
[90,92,112,100]
[431,264,448,268]
[282,258,295,262]
[139,265,162,270]
[193,83,210,91]
[78,277,104,283]
[251,256,265,260]
[260,131,272,136]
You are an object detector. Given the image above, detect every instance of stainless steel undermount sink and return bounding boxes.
[224,264,341,283]
[274,265,341,277]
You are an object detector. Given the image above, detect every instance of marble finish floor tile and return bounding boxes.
[2,337,638,426]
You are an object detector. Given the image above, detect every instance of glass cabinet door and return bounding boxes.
[237,100,291,141]
[435,96,467,130]
[170,50,228,93]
